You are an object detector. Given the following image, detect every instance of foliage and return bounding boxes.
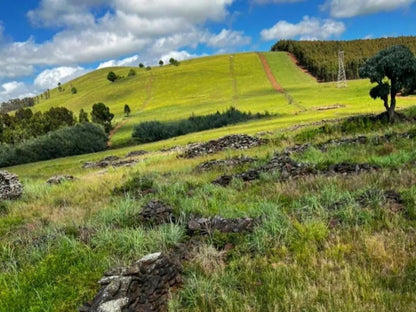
[127,69,136,77]
[0,97,35,114]
[132,107,271,143]
[272,36,416,82]
[71,87,77,94]
[78,109,89,123]
[0,107,75,144]
[124,104,131,117]
[359,45,416,121]
[138,63,144,68]
[91,102,114,133]
[107,71,117,82]
[146,66,151,71]
[0,123,107,167]
[169,57,180,66]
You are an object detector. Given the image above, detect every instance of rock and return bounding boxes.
[125,150,148,158]
[196,156,256,172]
[46,175,74,185]
[187,216,260,235]
[180,134,268,158]
[139,200,175,225]
[0,171,23,200]
[83,158,138,169]
[102,156,120,162]
[326,162,380,175]
[79,252,182,312]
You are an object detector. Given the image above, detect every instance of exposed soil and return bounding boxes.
[286,52,318,82]
[107,119,129,147]
[256,52,284,93]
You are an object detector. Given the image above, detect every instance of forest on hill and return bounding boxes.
[272,36,416,82]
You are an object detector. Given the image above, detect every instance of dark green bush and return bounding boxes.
[132,107,271,143]
[0,123,107,167]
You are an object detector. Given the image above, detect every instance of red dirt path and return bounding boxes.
[286,52,318,82]
[256,52,284,93]
[107,118,129,147]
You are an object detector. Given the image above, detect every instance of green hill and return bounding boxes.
[31,51,415,149]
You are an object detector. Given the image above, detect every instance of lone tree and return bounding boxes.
[159,60,164,66]
[138,63,144,68]
[359,45,416,122]
[91,103,114,133]
[107,71,117,82]
[124,104,131,117]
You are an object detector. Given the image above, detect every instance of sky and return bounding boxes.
[0,0,415,103]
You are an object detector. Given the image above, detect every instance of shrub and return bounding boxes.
[132,107,271,143]
[0,123,107,167]
[107,71,117,82]
[127,69,136,77]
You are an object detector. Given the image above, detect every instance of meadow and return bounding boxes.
[0,51,415,311]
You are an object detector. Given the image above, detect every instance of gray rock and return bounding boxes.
[0,171,23,200]
[46,175,75,185]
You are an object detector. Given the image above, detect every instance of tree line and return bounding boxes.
[272,36,416,83]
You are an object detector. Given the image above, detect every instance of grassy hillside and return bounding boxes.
[1,49,416,311]
[272,36,416,81]
[30,51,415,149]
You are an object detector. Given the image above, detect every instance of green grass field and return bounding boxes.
[31,51,415,149]
[1,51,415,311]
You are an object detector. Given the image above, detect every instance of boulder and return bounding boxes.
[139,200,175,225]
[0,171,23,200]
[46,175,75,185]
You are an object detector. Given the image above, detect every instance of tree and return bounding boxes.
[159,60,164,66]
[58,82,62,92]
[107,71,117,82]
[127,69,136,77]
[169,57,180,66]
[71,87,77,94]
[139,63,144,68]
[124,104,131,117]
[43,107,75,132]
[91,103,114,133]
[359,45,416,122]
[146,66,151,71]
[79,109,89,123]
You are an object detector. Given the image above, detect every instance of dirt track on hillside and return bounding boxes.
[257,52,284,93]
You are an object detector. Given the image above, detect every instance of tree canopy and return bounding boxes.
[359,45,416,121]
[91,102,114,133]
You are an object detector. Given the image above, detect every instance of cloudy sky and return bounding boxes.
[0,0,415,102]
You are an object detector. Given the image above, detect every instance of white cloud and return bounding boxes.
[260,16,345,41]
[205,29,251,48]
[0,81,37,103]
[251,0,303,4]
[159,50,205,64]
[324,0,416,18]
[97,55,139,69]
[34,66,90,89]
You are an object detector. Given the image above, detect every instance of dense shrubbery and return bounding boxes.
[0,97,35,114]
[272,36,416,82]
[132,107,270,143]
[0,123,107,167]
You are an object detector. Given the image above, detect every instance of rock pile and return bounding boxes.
[187,216,259,235]
[196,156,256,172]
[125,150,148,158]
[79,252,182,312]
[213,153,316,186]
[139,200,175,225]
[46,175,75,185]
[181,134,268,159]
[83,158,138,169]
[326,162,380,175]
[0,171,23,200]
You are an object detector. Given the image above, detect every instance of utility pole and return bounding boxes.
[337,50,347,88]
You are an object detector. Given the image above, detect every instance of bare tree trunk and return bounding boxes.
[389,92,396,123]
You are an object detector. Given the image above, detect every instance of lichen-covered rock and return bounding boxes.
[139,200,175,225]
[187,216,259,235]
[0,171,23,200]
[46,175,75,185]
[83,158,138,169]
[125,150,148,158]
[196,156,256,172]
[79,252,182,312]
[180,134,268,158]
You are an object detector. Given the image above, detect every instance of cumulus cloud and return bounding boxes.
[204,29,251,48]
[97,55,140,69]
[34,66,90,89]
[324,0,416,18]
[159,50,205,64]
[0,81,37,103]
[251,0,303,4]
[260,16,345,41]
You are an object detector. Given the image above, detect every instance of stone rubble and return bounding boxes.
[0,171,23,200]
[46,175,75,185]
[180,134,268,159]
[79,252,182,312]
[125,150,149,158]
[187,216,259,235]
[139,200,176,225]
[196,156,256,172]
[83,158,138,169]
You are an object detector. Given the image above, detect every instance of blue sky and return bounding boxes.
[0,0,415,102]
